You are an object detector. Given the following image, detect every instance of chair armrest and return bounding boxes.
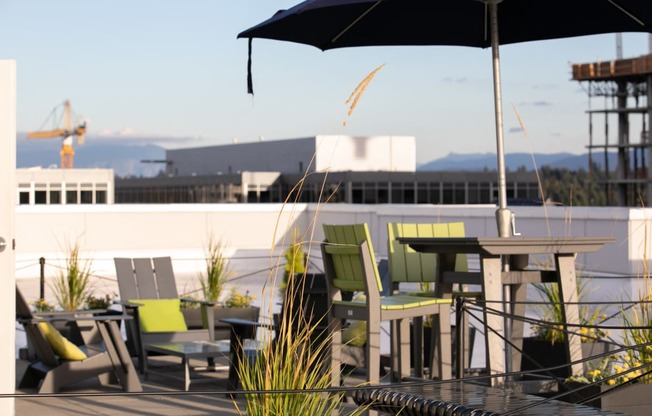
[220,317,272,330]
[180,297,216,307]
[36,309,107,317]
[114,300,143,309]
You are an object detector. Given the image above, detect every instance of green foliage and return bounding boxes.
[281,228,306,296]
[540,165,609,206]
[619,280,652,384]
[531,277,607,343]
[199,236,231,304]
[224,288,256,308]
[52,241,93,311]
[85,293,115,310]
[31,298,54,313]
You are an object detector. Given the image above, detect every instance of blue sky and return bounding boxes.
[1,1,650,163]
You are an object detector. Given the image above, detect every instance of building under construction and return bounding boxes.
[572,53,652,206]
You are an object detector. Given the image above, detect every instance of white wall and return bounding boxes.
[14,203,649,280]
[1,61,16,415]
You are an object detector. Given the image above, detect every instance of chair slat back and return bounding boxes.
[388,222,468,284]
[114,257,179,300]
[132,258,159,299]
[323,223,382,292]
[152,257,179,298]
[115,258,140,300]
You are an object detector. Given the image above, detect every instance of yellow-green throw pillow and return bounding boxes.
[37,321,87,361]
[130,299,188,333]
[342,319,367,347]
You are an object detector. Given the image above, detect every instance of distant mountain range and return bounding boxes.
[17,134,167,177]
[16,134,616,177]
[417,152,617,172]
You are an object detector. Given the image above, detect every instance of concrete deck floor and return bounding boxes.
[14,356,367,416]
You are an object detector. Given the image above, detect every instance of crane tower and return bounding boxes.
[27,100,87,169]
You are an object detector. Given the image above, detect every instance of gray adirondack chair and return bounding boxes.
[113,257,215,373]
[321,223,452,387]
[16,287,142,393]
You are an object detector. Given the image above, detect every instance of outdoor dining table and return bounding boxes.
[396,236,614,383]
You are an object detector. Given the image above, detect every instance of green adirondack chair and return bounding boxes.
[321,223,452,387]
[387,222,477,376]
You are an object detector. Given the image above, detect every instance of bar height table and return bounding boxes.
[396,236,614,383]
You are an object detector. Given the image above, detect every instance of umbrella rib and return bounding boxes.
[331,0,382,45]
[607,0,645,26]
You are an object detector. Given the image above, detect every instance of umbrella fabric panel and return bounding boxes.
[239,0,652,51]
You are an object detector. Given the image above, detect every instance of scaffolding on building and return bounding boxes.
[572,53,652,206]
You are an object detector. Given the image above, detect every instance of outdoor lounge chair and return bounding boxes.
[113,257,216,374]
[321,223,452,387]
[387,222,477,377]
[16,286,142,393]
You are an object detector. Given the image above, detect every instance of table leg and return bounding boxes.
[227,322,249,391]
[556,253,583,376]
[412,316,424,378]
[183,357,191,391]
[508,283,526,374]
[480,255,505,384]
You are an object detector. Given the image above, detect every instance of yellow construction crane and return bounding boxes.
[27,100,87,169]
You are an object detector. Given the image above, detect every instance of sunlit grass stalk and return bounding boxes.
[343,63,385,127]
[511,103,552,236]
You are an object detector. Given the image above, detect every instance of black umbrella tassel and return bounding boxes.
[247,38,254,96]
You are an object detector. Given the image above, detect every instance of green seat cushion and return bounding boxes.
[130,298,188,332]
[38,321,88,361]
[380,295,452,310]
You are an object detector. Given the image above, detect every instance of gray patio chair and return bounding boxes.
[387,222,477,377]
[16,286,142,393]
[321,223,453,387]
[113,257,215,374]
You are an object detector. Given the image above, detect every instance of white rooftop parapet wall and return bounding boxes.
[14,203,650,279]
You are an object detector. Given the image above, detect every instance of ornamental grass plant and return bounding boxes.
[199,236,231,305]
[531,276,608,344]
[236,276,366,416]
[52,241,93,311]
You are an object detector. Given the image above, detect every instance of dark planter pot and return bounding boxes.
[521,337,614,379]
[183,306,260,340]
[557,381,602,408]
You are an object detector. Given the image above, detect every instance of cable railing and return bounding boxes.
[13,260,652,415]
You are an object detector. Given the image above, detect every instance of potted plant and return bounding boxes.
[52,240,93,312]
[182,236,260,340]
[522,277,612,379]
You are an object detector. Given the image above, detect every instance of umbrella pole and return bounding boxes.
[489,0,513,238]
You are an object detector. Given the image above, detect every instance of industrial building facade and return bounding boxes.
[116,135,540,205]
[115,170,540,205]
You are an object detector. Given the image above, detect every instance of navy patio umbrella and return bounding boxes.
[239,0,652,237]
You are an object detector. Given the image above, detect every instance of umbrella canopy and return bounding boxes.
[239,0,651,50]
[238,0,652,237]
